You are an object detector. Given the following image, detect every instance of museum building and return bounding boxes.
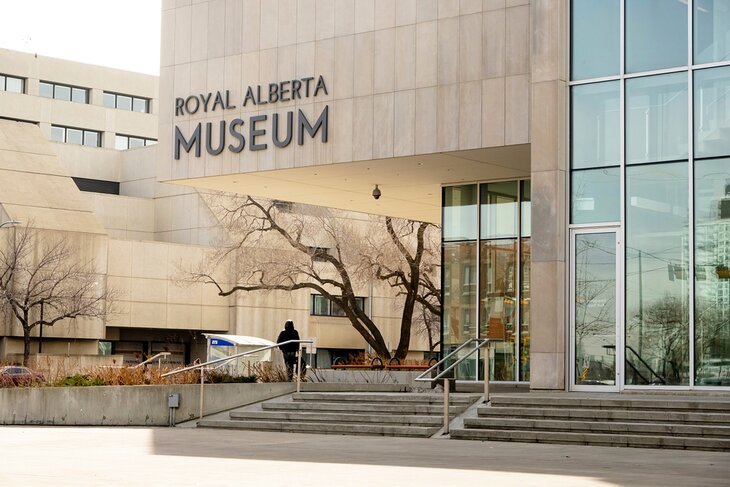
[160,0,730,391]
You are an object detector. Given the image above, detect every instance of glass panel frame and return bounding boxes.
[626,72,689,165]
[572,229,619,390]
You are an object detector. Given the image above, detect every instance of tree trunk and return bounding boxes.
[22,327,31,366]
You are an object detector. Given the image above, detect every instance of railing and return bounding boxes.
[625,345,667,385]
[161,340,313,420]
[132,352,171,369]
[414,338,490,435]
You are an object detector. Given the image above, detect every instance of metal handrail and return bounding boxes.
[133,352,171,369]
[626,345,666,385]
[414,338,490,435]
[161,339,313,421]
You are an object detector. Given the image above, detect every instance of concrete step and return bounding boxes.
[198,419,439,437]
[463,417,730,438]
[261,400,467,415]
[449,428,730,451]
[229,409,443,426]
[291,392,481,404]
[490,395,730,412]
[477,405,730,425]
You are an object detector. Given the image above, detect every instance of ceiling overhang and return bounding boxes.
[169,144,530,223]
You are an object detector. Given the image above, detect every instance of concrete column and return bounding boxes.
[529,0,568,390]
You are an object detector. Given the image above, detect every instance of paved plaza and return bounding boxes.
[0,426,728,486]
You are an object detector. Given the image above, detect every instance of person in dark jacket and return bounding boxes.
[277,320,301,380]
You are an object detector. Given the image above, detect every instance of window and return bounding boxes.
[310,294,366,317]
[103,91,150,113]
[0,74,25,93]
[570,0,620,80]
[307,247,331,262]
[626,0,687,73]
[50,125,101,147]
[39,81,89,104]
[114,134,157,150]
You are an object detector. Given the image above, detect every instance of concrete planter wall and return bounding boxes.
[0,382,294,426]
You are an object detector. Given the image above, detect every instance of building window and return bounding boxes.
[310,294,365,317]
[72,177,120,195]
[570,0,730,388]
[307,247,331,262]
[103,91,150,113]
[50,125,101,147]
[39,81,89,104]
[0,74,25,94]
[115,134,157,150]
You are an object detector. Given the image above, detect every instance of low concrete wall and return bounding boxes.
[0,382,294,426]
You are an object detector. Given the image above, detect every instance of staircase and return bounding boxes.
[450,393,730,451]
[198,389,482,438]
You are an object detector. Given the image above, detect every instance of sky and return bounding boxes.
[0,0,161,75]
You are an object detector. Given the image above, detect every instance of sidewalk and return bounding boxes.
[1,426,727,486]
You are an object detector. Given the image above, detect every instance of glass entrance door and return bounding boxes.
[570,228,620,391]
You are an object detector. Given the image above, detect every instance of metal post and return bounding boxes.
[443,376,450,434]
[483,342,490,403]
[296,344,302,393]
[199,367,204,419]
[38,299,44,354]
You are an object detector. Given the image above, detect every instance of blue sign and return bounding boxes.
[210,338,235,347]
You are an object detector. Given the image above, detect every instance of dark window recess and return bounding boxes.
[72,177,120,195]
[0,116,38,125]
[307,247,331,262]
[310,294,366,316]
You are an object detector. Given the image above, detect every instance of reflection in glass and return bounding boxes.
[66,128,83,145]
[0,75,4,90]
[521,180,531,237]
[574,232,616,386]
[117,95,132,111]
[695,158,730,386]
[626,162,689,385]
[571,167,620,224]
[50,126,64,143]
[129,137,145,149]
[83,131,99,148]
[520,239,530,381]
[480,240,517,381]
[443,242,477,380]
[626,73,688,164]
[481,181,518,239]
[55,85,71,101]
[133,97,148,113]
[570,0,620,80]
[5,77,23,94]
[694,66,730,159]
[71,87,87,104]
[39,82,53,98]
[115,135,128,150]
[103,93,116,108]
[443,185,477,242]
[571,82,620,169]
[626,0,687,73]
[694,0,730,65]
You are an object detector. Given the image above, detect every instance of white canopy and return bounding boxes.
[203,334,275,347]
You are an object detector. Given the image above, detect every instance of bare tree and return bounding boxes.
[363,217,441,358]
[0,225,111,366]
[191,195,441,360]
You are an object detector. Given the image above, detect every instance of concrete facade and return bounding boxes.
[0,48,426,367]
[158,0,565,389]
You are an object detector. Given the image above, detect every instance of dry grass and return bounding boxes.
[0,359,279,388]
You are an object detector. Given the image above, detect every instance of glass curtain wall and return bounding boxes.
[571,0,730,387]
[442,181,531,382]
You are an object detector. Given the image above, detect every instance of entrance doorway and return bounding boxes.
[570,228,621,391]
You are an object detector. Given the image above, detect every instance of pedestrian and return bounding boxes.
[277,319,302,380]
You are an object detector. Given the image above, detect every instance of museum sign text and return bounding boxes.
[174,75,329,160]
